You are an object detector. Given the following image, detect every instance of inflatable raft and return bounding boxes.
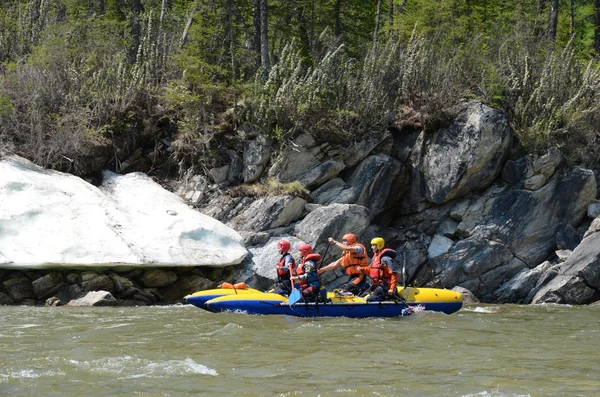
[185,285,462,318]
[204,292,413,318]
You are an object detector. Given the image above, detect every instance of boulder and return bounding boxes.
[32,272,65,300]
[294,204,370,265]
[228,195,307,232]
[2,276,34,302]
[140,269,178,288]
[457,168,596,266]
[242,133,272,183]
[420,102,511,204]
[66,291,118,306]
[532,230,600,304]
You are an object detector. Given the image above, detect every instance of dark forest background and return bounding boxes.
[1,0,599,179]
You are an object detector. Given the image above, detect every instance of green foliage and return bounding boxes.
[1,0,600,176]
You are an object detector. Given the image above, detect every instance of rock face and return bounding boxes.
[0,155,248,268]
[3,99,599,306]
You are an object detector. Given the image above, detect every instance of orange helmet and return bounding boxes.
[342,233,356,245]
[298,243,312,257]
[277,239,291,253]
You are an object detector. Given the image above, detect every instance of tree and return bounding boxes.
[374,0,382,46]
[595,0,600,55]
[260,0,270,76]
[130,0,142,64]
[548,0,559,54]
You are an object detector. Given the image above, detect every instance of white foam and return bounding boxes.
[463,306,496,313]
[68,356,218,377]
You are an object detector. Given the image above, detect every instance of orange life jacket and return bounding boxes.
[276,253,296,278]
[340,243,369,277]
[221,282,248,289]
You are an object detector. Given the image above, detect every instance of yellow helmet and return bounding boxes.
[370,237,385,250]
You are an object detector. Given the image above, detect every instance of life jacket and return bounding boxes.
[370,248,397,286]
[297,253,321,288]
[340,243,369,277]
[276,253,296,278]
[221,282,248,290]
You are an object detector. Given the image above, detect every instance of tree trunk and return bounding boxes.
[373,0,382,47]
[296,5,311,64]
[129,0,142,64]
[253,0,261,55]
[227,0,237,85]
[260,0,270,77]
[335,0,341,36]
[548,0,558,55]
[388,0,393,25]
[595,0,600,56]
[569,0,575,36]
[227,0,237,113]
[399,0,408,14]
[99,0,105,15]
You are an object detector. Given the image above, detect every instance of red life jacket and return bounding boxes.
[370,248,397,286]
[276,253,295,277]
[297,253,321,287]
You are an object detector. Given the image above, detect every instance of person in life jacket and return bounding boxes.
[317,233,369,295]
[290,243,322,302]
[359,237,401,302]
[272,239,296,295]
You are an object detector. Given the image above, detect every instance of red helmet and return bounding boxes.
[298,243,312,257]
[342,233,356,245]
[277,239,291,253]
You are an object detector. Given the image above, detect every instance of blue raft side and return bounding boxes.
[415,301,463,315]
[186,294,225,310]
[206,298,413,318]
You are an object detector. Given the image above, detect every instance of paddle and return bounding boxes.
[288,257,301,306]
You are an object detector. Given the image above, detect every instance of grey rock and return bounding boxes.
[209,165,229,184]
[587,201,600,218]
[81,273,115,293]
[66,291,118,306]
[437,219,459,237]
[228,196,307,232]
[556,224,581,250]
[32,272,65,300]
[421,102,511,204]
[294,204,370,266]
[140,270,177,288]
[457,168,596,266]
[428,235,454,259]
[0,292,14,305]
[452,286,479,305]
[2,277,34,302]
[299,160,345,188]
[532,230,600,304]
[501,155,533,184]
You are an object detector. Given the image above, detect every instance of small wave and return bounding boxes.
[461,391,532,397]
[462,307,496,313]
[200,322,243,336]
[68,356,218,377]
[1,368,66,380]
[11,323,40,329]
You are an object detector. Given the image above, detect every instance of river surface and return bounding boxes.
[1,303,598,396]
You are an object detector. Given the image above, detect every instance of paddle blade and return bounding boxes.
[288,289,302,306]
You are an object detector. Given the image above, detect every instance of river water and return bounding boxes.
[1,303,598,397]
